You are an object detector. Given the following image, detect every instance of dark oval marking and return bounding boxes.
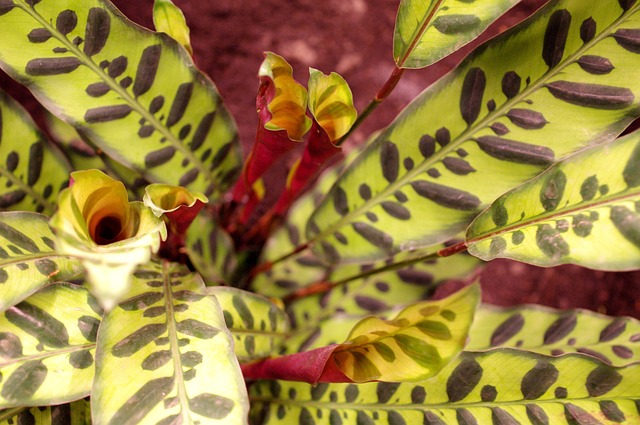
[179,169,198,187]
[526,404,549,425]
[27,141,44,186]
[377,382,400,404]
[189,393,234,419]
[564,403,602,424]
[502,71,521,99]
[355,295,387,312]
[543,313,577,344]
[536,224,570,260]
[83,7,111,56]
[27,28,51,43]
[359,183,371,200]
[432,14,480,34]
[0,221,41,254]
[543,9,571,69]
[546,81,634,110]
[476,136,554,165]
[521,361,559,399]
[380,201,410,220]
[446,358,483,402]
[443,157,475,175]
[577,55,614,75]
[580,17,597,43]
[436,127,450,147]
[0,332,22,358]
[191,112,216,151]
[411,180,480,211]
[610,205,640,248]
[396,269,433,285]
[506,108,548,129]
[108,55,128,78]
[612,345,633,359]
[5,151,18,172]
[86,82,110,97]
[404,157,414,170]
[133,44,162,97]
[232,295,254,329]
[176,318,219,339]
[149,95,165,114]
[145,146,176,168]
[84,104,132,123]
[166,82,194,127]
[424,412,446,425]
[78,315,100,342]
[35,258,57,276]
[457,409,478,425]
[419,134,436,158]
[540,170,567,211]
[580,175,599,201]
[56,9,77,35]
[0,0,15,16]
[623,141,640,187]
[460,67,486,126]
[380,141,399,183]
[0,190,27,208]
[112,323,167,357]
[141,350,172,370]
[491,122,509,135]
[492,407,519,425]
[25,57,81,76]
[600,400,626,422]
[388,411,406,425]
[119,292,163,311]
[600,318,627,342]
[352,222,394,252]
[480,385,497,402]
[333,187,349,215]
[109,377,175,424]
[613,28,640,53]
[1,360,47,401]
[619,0,637,10]
[69,349,93,369]
[491,313,524,346]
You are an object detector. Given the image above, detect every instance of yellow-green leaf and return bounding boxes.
[467,131,640,270]
[92,261,248,424]
[153,0,192,55]
[308,68,356,142]
[394,0,521,68]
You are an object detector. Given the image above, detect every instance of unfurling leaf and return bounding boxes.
[50,170,166,310]
[230,52,311,214]
[269,69,356,217]
[467,131,640,270]
[241,284,479,383]
[143,183,207,233]
[153,0,192,55]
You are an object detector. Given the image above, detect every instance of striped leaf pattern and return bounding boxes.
[330,283,479,382]
[468,131,640,270]
[0,283,100,408]
[185,211,236,286]
[207,286,290,363]
[0,399,91,425]
[0,0,240,198]
[394,0,521,68]
[468,304,640,366]
[307,0,640,264]
[0,212,81,312]
[92,261,248,425]
[250,349,640,425]
[0,90,69,214]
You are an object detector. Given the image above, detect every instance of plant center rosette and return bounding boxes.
[50,170,167,310]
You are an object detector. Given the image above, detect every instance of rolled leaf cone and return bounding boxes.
[144,183,208,234]
[270,69,356,217]
[50,170,166,310]
[230,53,311,210]
[153,0,193,55]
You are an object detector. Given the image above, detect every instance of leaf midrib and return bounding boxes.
[396,0,445,67]
[0,252,78,267]
[307,1,640,255]
[14,1,213,185]
[0,343,96,368]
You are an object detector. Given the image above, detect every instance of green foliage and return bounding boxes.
[0,0,639,423]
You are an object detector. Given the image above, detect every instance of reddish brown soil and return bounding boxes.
[1,0,639,318]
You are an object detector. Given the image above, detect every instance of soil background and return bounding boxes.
[1,0,639,319]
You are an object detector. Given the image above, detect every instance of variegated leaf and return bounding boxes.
[468,304,640,366]
[467,131,640,270]
[185,210,236,286]
[207,286,289,363]
[0,0,241,198]
[0,399,91,424]
[250,349,640,424]
[0,212,82,312]
[92,261,248,424]
[394,0,521,68]
[0,283,100,408]
[0,90,69,214]
[307,0,640,264]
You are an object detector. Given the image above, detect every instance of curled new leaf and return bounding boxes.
[50,170,166,310]
[241,284,480,383]
[153,0,193,54]
[143,183,207,233]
